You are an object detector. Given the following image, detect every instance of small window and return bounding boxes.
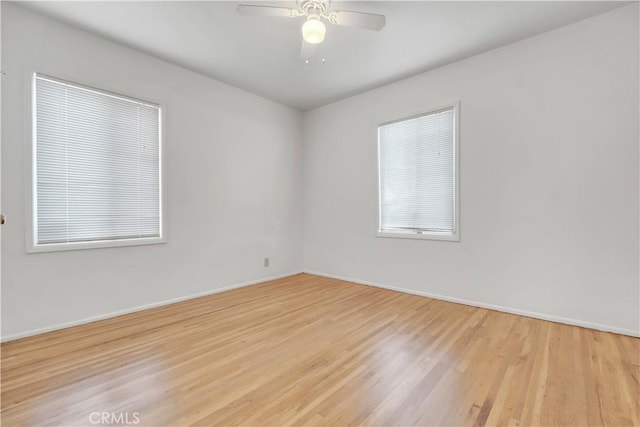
[31,74,163,252]
[377,104,459,241]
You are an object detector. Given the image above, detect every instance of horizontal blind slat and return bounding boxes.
[35,75,161,245]
[379,108,455,233]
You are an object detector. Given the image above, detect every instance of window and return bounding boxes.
[377,104,459,241]
[31,74,163,252]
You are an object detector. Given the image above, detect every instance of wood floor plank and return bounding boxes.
[1,273,638,426]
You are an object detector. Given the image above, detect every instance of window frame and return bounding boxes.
[376,102,460,242]
[26,71,167,253]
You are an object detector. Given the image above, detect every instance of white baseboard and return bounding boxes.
[4,270,637,342]
[305,270,640,338]
[1,271,303,343]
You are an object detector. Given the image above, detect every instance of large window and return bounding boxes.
[31,74,163,252]
[378,104,459,241]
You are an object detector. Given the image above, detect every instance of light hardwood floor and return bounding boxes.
[1,273,638,426]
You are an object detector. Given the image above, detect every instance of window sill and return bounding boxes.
[27,236,167,254]
[375,231,459,242]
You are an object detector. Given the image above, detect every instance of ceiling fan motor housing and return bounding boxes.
[300,0,329,17]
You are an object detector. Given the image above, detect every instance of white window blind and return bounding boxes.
[33,74,162,247]
[378,107,457,237]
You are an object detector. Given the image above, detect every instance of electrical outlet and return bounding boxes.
[264,258,269,267]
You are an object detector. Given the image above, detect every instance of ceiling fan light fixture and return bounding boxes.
[302,16,326,44]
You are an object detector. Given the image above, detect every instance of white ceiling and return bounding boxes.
[19,1,627,111]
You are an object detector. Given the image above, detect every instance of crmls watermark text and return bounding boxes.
[89,411,140,425]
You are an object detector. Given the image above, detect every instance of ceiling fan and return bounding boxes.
[236,0,386,59]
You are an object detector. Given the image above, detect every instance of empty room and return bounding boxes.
[0,1,638,426]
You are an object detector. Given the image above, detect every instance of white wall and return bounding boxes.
[1,3,303,339]
[3,3,638,340]
[303,5,640,336]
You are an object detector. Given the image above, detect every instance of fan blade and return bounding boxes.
[328,10,386,31]
[236,4,299,18]
[300,40,317,59]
